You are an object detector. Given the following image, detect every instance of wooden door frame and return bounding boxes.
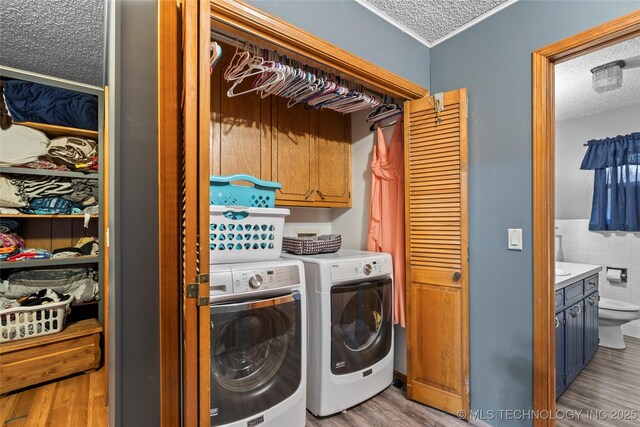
[158,0,429,425]
[532,10,640,427]
[158,0,181,426]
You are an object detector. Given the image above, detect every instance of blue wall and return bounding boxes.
[430,1,639,425]
[245,0,430,88]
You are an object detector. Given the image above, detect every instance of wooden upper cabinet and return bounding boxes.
[315,109,351,207]
[272,101,351,208]
[210,46,352,207]
[271,97,317,204]
[210,48,272,180]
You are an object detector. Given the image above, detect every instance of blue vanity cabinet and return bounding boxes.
[584,291,599,365]
[565,300,585,385]
[556,272,599,399]
[555,310,567,397]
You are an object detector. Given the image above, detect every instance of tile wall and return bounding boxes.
[556,219,640,338]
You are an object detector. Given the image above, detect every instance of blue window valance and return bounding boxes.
[580,132,640,232]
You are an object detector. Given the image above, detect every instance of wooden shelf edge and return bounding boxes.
[0,256,100,269]
[0,166,99,180]
[0,214,98,219]
[13,121,99,140]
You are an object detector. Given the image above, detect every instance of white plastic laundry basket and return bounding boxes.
[0,297,73,343]
[210,206,289,263]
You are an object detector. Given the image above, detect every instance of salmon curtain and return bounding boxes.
[367,119,406,326]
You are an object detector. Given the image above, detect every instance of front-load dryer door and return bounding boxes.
[210,292,302,426]
[330,278,392,375]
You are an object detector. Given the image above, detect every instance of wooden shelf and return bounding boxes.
[0,166,98,180]
[0,256,99,270]
[14,121,98,140]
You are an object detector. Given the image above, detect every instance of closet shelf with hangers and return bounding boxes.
[209,29,409,208]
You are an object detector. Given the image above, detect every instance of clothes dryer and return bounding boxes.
[282,250,393,416]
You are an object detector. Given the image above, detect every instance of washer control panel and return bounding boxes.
[210,264,301,297]
[330,256,392,281]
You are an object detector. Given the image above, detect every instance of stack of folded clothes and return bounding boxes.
[0,219,25,261]
[0,266,99,304]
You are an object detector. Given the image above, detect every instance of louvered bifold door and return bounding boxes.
[181,0,211,425]
[404,88,469,418]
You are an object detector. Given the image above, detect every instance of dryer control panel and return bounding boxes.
[330,256,392,282]
[210,263,301,298]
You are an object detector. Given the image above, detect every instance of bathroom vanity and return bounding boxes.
[554,262,602,398]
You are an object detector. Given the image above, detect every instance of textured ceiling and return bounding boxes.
[0,0,105,86]
[555,37,640,122]
[360,0,510,45]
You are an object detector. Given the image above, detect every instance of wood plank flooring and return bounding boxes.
[0,368,107,427]
[2,337,636,426]
[305,384,466,427]
[557,336,640,427]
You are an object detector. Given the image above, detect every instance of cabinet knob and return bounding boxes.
[304,190,313,200]
[453,272,461,281]
[316,189,325,200]
[555,317,560,329]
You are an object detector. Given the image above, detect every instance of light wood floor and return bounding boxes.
[305,384,466,427]
[557,335,640,427]
[3,337,636,427]
[0,368,107,427]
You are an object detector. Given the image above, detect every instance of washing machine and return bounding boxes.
[282,249,393,416]
[209,259,306,427]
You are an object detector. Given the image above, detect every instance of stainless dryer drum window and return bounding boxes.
[209,292,302,426]
[331,278,392,375]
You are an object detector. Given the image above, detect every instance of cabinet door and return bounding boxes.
[584,292,599,364]
[210,42,272,179]
[272,98,317,203]
[316,109,351,207]
[555,311,566,398]
[565,302,584,385]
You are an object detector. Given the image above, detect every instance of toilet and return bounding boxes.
[598,298,640,349]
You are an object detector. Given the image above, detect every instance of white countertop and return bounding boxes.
[555,262,602,291]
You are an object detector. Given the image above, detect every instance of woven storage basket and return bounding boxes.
[210,174,281,208]
[282,234,342,255]
[0,297,73,343]
[210,206,289,263]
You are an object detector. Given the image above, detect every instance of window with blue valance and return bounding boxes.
[580,132,640,232]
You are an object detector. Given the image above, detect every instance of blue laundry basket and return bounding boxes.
[210,174,282,208]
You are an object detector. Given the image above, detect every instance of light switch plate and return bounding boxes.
[508,228,523,251]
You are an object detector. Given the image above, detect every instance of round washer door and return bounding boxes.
[330,278,392,375]
[210,292,302,426]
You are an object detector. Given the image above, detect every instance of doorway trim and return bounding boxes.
[532,10,640,427]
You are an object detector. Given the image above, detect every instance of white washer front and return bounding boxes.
[209,259,307,427]
[282,250,394,416]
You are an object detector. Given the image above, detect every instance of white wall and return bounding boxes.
[283,207,332,237]
[556,219,640,338]
[555,103,640,219]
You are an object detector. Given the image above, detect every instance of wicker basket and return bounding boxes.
[0,297,73,343]
[282,234,342,255]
